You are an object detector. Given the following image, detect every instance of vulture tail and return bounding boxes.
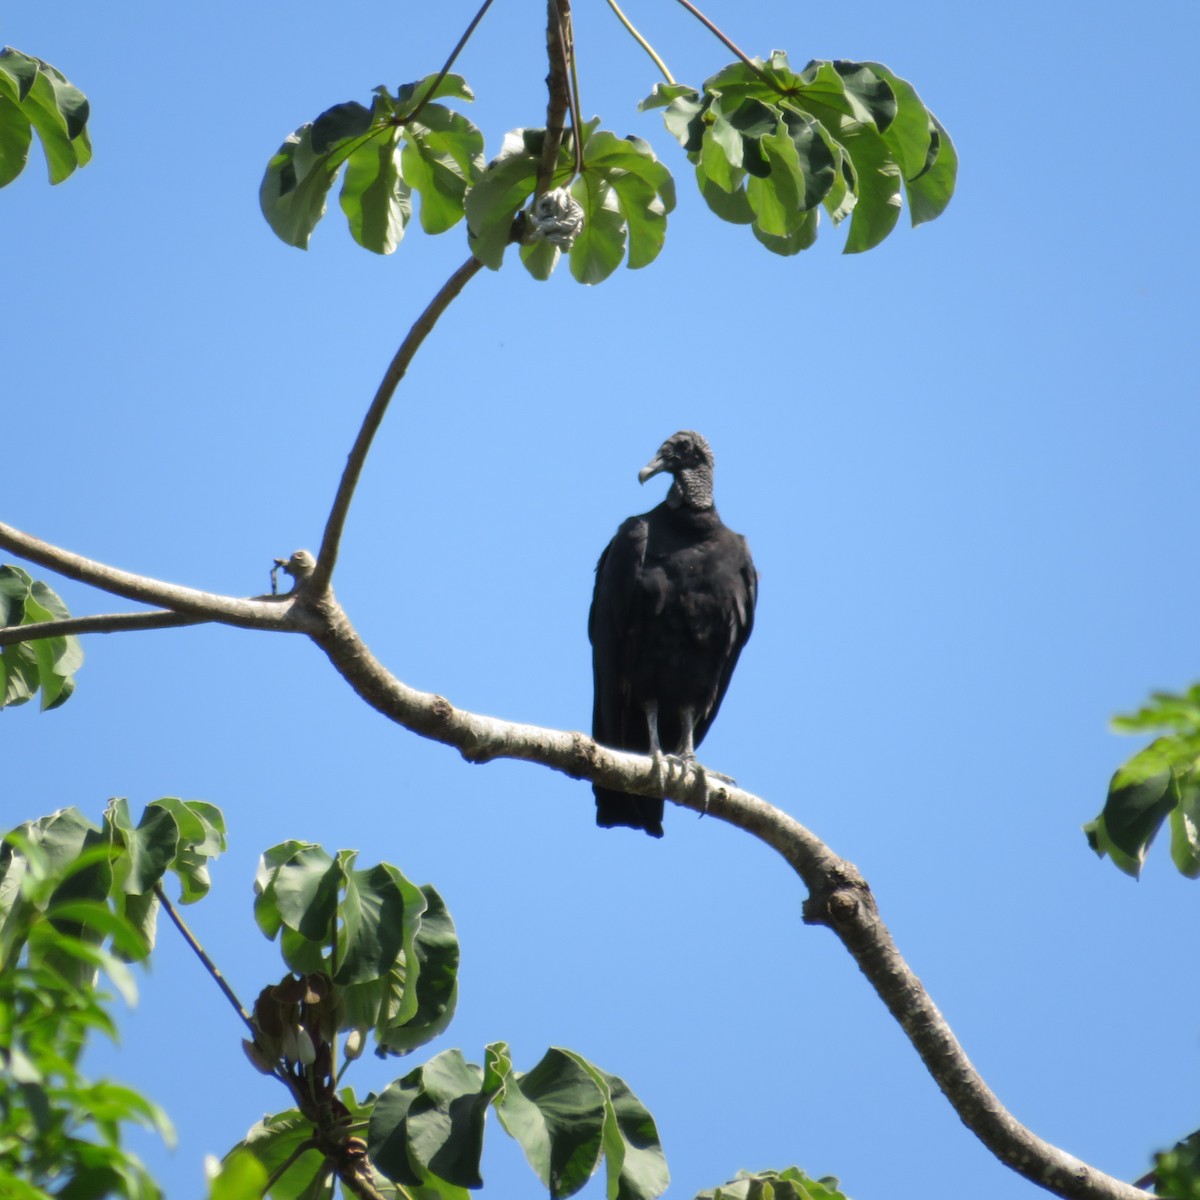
[594,787,665,838]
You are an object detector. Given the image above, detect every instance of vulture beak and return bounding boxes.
[638,454,667,485]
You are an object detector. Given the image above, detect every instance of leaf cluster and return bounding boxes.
[0,802,205,1200]
[260,74,484,254]
[254,841,458,1057]
[466,123,675,284]
[1151,1129,1200,1199]
[1085,684,1200,877]
[1,564,83,710]
[643,54,955,256]
[0,47,91,188]
[697,1168,849,1200]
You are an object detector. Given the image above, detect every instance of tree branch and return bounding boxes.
[0,520,296,631]
[298,593,1151,1200]
[536,0,573,195]
[0,609,205,646]
[307,255,484,599]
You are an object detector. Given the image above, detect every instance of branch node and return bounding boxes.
[802,869,873,929]
[274,550,317,594]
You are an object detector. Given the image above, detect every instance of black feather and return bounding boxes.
[589,432,757,837]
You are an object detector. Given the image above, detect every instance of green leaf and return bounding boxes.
[697,1167,849,1200]
[568,175,626,285]
[0,96,33,187]
[401,104,484,234]
[700,103,743,194]
[0,565,84,711]
[335,859,422,988]
[496,1048,606,1199]
[394,73,475,110]
[752,208,819,256]
[369,1050,494,1190]
[374,884,459,1056]
[255,842,339,948]
[661,94,705,154]
[207,1149,270,1200]
[694,165,753,224]
[861,62,956,225]
[520,238,560,280]
[104,798,180,895]
[638,83,699,112]
[0,48,91,188]
[832,120,902,253]
[150,798,226,903]
[832,61,897,133]
[260,102,378,249]
[746,124,807,236]
[578,131,674,272]
[465,133,542,269]
[230,1108,331,1200]
[1084,741,1181,877]
[557,1052,668,1200]
[905,113,957,226]
[339,131,410,254]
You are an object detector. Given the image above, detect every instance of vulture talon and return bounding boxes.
[589,431,757,838]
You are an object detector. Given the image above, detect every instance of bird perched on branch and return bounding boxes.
[589,431,757,837]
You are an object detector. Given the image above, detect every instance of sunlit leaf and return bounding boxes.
[0,47,90,187]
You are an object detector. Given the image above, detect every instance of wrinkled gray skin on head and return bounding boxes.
[638,430,714,510]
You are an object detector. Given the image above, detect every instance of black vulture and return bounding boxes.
[589,431,757,837]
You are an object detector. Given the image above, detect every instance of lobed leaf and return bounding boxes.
[651,53,953,257]
[261,78,482,252]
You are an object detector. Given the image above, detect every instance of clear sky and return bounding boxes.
[4,2,1198,1198]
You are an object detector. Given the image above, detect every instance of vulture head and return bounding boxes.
[638,430,715,510]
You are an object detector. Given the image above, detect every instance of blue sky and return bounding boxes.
[4,2,1199,1198]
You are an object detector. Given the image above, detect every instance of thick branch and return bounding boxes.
[301,594,1150,1200]
[0,520,295,631]
[308,256,484,598]
[0,609,204,646]
[536,0,573,195]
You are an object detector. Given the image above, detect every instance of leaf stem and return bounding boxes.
[404,0,499,127]
[154,881,254,1033]
[668,0,767,81]
[603,0,676,84]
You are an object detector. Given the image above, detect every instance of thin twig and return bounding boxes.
[306,255,484,599]
[403,0,500,127]
[669,0,767,80]
[604,0,676,84]
[0,609,206,647]
[154,881,254,1034]
[0,520,296,631]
